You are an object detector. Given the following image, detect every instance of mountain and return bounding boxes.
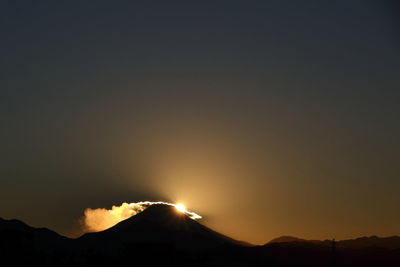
[267,235,400,250]
[268,235,323,244]
[261,235,400,267]
[337,235,400,249]
[77,204,246,252]
[0,217,72,266]
[1,209,400,266]
[0,217,70,252]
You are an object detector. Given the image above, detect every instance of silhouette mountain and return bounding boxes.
[0,217,70,252]
[268,235,323,244]
[338,235,400,249]
[0,217,72,266]
[77,204,245,252]
[268,235,400,250]
[1,209,400,266]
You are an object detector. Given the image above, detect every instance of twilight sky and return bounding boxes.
[0,0,399,244]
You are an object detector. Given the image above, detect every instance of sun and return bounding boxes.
[175,203,186,213]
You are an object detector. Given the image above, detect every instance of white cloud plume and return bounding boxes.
[82,201,201,232]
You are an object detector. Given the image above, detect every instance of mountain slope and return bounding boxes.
[77,204,245,252]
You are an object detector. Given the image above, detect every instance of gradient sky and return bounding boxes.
[1,0,399,244]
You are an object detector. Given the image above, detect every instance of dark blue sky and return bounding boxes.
[0,0,399,243]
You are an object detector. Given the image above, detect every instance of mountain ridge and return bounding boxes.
[2,210,400,250]
[267,235,400,249]
[2,207,400,266]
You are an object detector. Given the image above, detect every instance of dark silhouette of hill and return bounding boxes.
[338,235,400,249]
[0,217,72,266]
[77,204,246,252]
[262,235,400,266]
[1,208,400,266]
[268,235,400,249]
[268,235,323,244]
[0,217,70,251]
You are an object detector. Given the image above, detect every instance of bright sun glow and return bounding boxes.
[175,203,186,213]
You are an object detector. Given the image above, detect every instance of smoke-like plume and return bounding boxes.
[82,201,201,232]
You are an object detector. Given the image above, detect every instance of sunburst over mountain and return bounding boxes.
[1,204,400,266]
[1,0,399,266]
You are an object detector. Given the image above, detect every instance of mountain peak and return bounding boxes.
[112,203,195,232]
[133,203,188,220]
[78,203,243,251]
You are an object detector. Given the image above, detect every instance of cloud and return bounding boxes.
[82,201,201,232]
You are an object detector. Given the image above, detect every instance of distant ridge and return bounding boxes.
[268,236,321,244]
[267,235,400,249]
[0,217,70,252]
